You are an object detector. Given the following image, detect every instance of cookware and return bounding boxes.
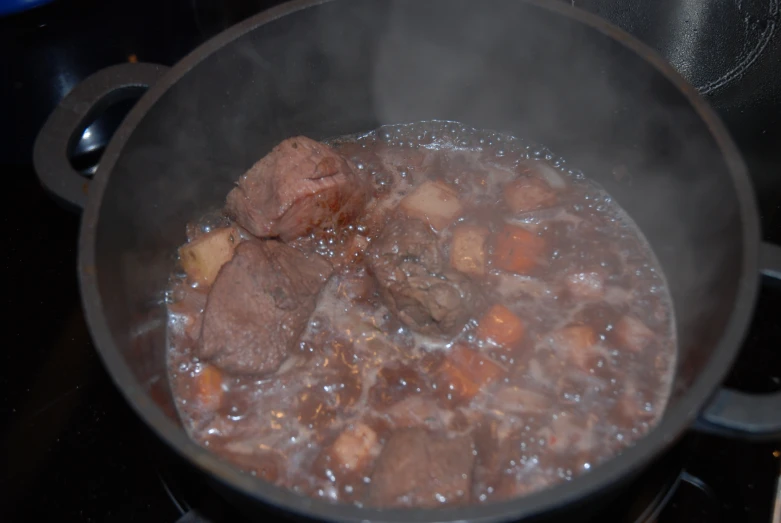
[33,0,781,521]
[0,0,54,16]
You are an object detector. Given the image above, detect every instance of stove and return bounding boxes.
[1,1,779,522]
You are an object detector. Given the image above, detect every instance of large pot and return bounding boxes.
[33,0,781,521]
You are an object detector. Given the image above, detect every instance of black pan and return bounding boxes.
[33,0,781,521]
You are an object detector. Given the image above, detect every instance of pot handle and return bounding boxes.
[33,62,169,209]
[694,241,781,440]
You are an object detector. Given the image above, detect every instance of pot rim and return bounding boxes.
[78,0,760,521]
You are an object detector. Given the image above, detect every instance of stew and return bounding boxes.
[166,121,676,508]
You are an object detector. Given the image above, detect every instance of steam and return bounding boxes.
[364,0,740,396]
[103,0,742,411]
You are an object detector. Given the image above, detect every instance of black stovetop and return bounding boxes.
[1,1,779,522]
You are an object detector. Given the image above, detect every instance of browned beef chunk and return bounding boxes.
[368,217,480,337]
[368,428,474,507]
[199,240,332,375]
[226,137,369,241]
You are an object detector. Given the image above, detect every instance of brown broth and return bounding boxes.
[166,121,676,507]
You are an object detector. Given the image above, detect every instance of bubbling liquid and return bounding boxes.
[166,121,676,507]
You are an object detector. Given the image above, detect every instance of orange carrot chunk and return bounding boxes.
[477,304,526,347]
[492,224,547,275]
[437,345,505,403]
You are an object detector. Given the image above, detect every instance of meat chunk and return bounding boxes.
[471,420,528,501]
[199,240,332,375]
[226,137,369,241]
[368,428,474,507]
[368,218,482,337]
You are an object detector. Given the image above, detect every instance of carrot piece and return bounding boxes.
[477,304,526,347]
[193,364,224,410]
[437,345,505,402]
[492,224,547,275]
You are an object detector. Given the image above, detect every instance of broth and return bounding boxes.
[166,121,676,507]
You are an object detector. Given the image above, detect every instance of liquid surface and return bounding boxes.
[166,121,676,508]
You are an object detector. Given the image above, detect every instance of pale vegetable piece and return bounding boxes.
[565,271,605,299]
[493,386,551,414]
[553,325,597,352]
[614,315,654,353]
[519,161,567,189]
[552,324,598,370]
[330,422,379,471]
[387,396,444,429]
[179,226,240,286]
[399,180,463,231]
[450,225,490,276]
[504,177,558,213]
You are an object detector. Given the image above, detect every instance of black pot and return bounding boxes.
[33,0,781,521]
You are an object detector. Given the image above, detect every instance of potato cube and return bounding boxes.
[504,177,557,213]
[565,271,605,299]
[552,324,598,370]
[477,304,526,347]
[330,422,379,471]
[179,226,240,286]
[399,180,463,231]
[492,224,547,275]
[614,315,654,353]
[450,225,490,277]
[553,324,597,352]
